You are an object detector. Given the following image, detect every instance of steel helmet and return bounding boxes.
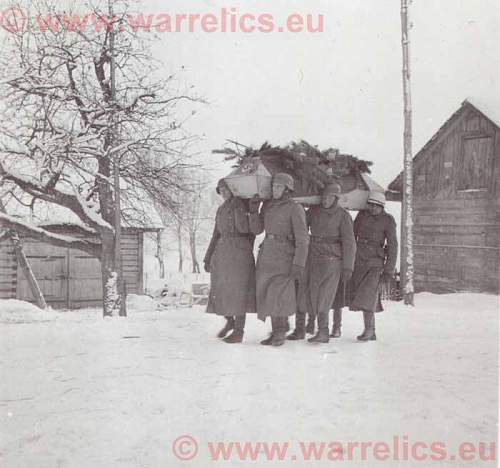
[367,190,386,207]
[273,172,295,191]
[323,181,342,198]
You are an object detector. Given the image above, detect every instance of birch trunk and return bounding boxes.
[155,230,165,279]
[189,231,200,274]
[401,0,415,305]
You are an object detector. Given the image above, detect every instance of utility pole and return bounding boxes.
[400,0,415,306]
[109,0,126,316]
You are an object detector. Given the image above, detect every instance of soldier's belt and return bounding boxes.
[357,237,384,247]
[311,235,341,245]
[220,232,250,239]
[265,233,294,243]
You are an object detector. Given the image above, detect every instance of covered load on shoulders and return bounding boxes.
[213,140,385,210]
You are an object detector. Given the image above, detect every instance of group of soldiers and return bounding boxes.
[204,172,398,347]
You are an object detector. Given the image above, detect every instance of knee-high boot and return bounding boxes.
[217,316,234,338]
[308,311,329,343]
[271,317,288,347]
[330,308,342,338]
[224,315,245,343]
[287,310,306,340]
[357,312,376,341]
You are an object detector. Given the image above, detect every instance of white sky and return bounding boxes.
[146,0,500,188]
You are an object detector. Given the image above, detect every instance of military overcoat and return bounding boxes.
[348,209,398,313]
[251,197,309,321]
[204,197,257,317]
[300,204,356,317]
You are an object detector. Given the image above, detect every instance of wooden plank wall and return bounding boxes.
[1,228,145,308]
[0,238,17,299]
[412,108,500,293]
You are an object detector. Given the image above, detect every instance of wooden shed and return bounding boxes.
[0,223,160,308]
[388,100,500,293]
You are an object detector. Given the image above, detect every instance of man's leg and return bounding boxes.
[308,311,329,343]
[217,316,235,338]
[224,315,245,344]
[357,311,376,341]
[331,308,342,338]
[287,310,306,340]
[271,317,288,347]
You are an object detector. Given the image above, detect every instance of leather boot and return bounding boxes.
[217,316,234,338]
[305,314,315,335]
[308,311,329,343]
[260,333,274,345]
[271,317,287,346]
[330,308,342,338]
[287,310,306,340]
[224,316,245,343]
[357,312,376,341]
[356,311,369,340]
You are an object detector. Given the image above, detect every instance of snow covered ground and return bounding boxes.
[0,293,498,467]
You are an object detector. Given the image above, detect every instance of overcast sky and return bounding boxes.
[146,0,500,188]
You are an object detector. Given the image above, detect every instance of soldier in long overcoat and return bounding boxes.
[349,191,398,341]
[288,181,356,343]
[249,173,309,347]
[204,179,258,344]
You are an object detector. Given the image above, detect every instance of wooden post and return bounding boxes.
[11,233,47,309]
[400,0,415,305]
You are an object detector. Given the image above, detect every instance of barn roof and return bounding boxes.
[387,99,500,196]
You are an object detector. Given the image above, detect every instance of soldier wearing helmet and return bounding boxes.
[346,190,398,341]
[249,172,310,347]
[288,180,356,343]
[204,178,258,343]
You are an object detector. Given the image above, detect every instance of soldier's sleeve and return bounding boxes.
[383,214,398,276]
[234,198,250,233]
[291,203,309,267]
[249,201,265,235]
[340,211,356,271]
[203,225,220,265]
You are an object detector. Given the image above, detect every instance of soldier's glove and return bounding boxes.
[381,271,392,284]
[248,195,261,213]
[204,261,210,273]
[289,264,304,280]
[341,268,353,283]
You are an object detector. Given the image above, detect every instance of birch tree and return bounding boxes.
[400,0,415,305]
[0,0,200,315]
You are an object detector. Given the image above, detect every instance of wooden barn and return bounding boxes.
[0,223,160,308]
[388,100,500,294]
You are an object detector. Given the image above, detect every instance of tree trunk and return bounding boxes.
[400,0,415,306]
[155,230,165,278]
[101,231,121,316]
[189,230,200,273]
[176,221,183,273]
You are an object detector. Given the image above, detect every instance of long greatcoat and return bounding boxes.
[348,209,398,313]
[251,197,309,321]
[300,204,356,318]
[204,197,257,317]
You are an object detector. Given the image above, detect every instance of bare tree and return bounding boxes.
[400,0,415,305]
[0,0,201,315]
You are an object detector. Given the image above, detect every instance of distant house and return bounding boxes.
[388,100,500,293]
[0,223,161,308]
